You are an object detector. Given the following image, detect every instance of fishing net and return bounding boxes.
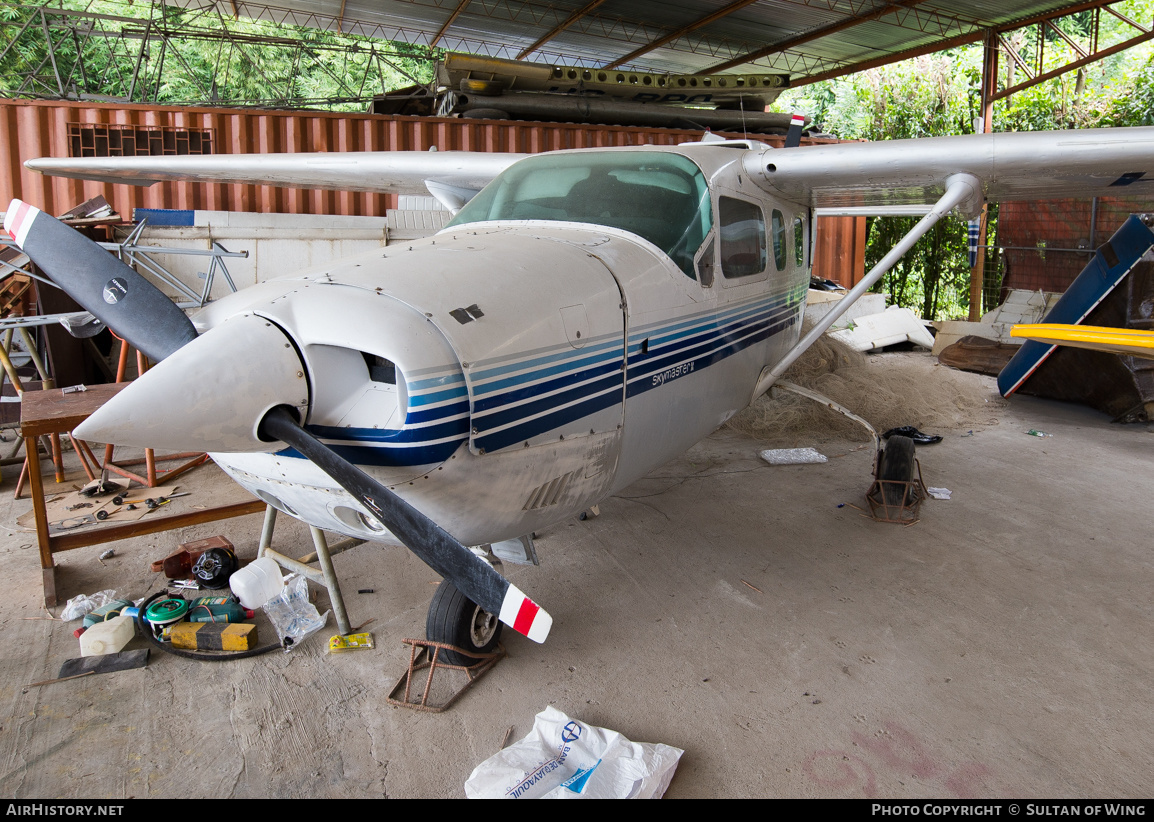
[726,333,1005,445]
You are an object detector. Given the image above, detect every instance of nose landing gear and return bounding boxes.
[425,580,504,666]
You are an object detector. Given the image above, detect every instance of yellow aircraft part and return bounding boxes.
[1010,324,1154,359]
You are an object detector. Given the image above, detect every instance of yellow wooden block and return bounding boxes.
[169,621,257,651]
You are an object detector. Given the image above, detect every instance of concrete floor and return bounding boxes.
[0,358,1150,799]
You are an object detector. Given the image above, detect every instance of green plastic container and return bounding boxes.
[82,598,133,629]
[143,598,190,637]
[187,596,253,623]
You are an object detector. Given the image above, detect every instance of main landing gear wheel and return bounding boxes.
[877,434,917,508]
[426,580,504,666]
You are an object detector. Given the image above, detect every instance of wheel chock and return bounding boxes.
[386,638,505,713]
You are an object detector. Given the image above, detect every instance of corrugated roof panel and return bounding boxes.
[192,0,1128,80]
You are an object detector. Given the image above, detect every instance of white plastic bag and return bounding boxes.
[464,706,683,799]
[60,589,117,621]
[262,575,328,651]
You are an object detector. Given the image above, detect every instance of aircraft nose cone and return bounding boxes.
[75,312,310,453]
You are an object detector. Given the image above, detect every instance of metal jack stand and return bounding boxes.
[865,460,929,524]
[387,639,506,712]
[256,505,364,636]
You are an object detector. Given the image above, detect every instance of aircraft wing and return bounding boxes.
[749,127,1154,214]
[26,127,1154,210]
[25,150,526,195]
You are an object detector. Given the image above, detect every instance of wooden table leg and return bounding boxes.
[23,433,56,608]
[50,432,64,484]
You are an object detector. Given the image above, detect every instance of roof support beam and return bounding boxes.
[1102,3,1150,34]
[707,0,936,74]
[794,28,984,84]
[516,0,610,60]
[431,0,472,48]
[789,0,1129,86]
[601,0,760,70]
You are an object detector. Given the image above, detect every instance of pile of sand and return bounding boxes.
[726,335,1006,445]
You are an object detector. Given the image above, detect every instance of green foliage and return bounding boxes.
[1105,55,1154,126]
[771,3,1154,319]
[774,53,982,319]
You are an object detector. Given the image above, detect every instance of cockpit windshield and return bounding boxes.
[445,150,713,279]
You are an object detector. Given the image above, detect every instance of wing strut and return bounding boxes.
[750,173,983,401]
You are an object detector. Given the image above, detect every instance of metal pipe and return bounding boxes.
[98,242,248,258]
[0,330,24,393]
[1089,196,1099,249]
[16,327,50,383]
[296,536,366,565]
[257,504,278,558]
[310,526,351,636]
[261,547,325,585]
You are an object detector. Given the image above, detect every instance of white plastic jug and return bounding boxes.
[79,614,135,656]
[229,556,284,609]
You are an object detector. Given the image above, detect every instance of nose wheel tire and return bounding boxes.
[426,580,504,666]
[877,434,917,507]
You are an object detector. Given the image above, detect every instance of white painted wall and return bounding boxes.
[117,209,446,303]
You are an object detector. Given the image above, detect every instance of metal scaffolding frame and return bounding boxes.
[0,0,433,108]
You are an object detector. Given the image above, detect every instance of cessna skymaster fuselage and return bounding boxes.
[8,127,1154,651]
[159,146,810,546]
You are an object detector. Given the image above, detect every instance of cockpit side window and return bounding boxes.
[719,196,767,279]
[447,151,713,279]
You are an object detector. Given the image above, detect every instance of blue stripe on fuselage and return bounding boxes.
[276,287,804,463]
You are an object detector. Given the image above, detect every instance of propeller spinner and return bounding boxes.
[3,198,551,644]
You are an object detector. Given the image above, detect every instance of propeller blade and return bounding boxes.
[259,407,553,644]
[784,113,805,148]
[3,199,197,362]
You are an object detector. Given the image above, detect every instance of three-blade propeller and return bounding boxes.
[3,198,551,643]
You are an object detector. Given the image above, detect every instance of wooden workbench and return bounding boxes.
[20,383,265,606]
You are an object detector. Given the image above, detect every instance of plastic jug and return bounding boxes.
[79,614,135,656]
[229,557,284,609]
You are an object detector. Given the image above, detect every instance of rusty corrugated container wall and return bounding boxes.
[814,210,868,289]
[0,97,858,281]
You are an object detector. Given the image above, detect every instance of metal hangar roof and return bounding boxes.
[201,0,1133,83]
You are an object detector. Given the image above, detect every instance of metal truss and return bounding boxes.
[774,0,1152,86]
[3,0,1149,106]
[0,0,433,108]
[990,3,1154,100]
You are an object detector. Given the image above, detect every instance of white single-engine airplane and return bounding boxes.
[5,125,1154,659]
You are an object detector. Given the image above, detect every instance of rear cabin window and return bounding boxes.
[771,209,787,271]
[719,197,766,279]
[446,151,712,279]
